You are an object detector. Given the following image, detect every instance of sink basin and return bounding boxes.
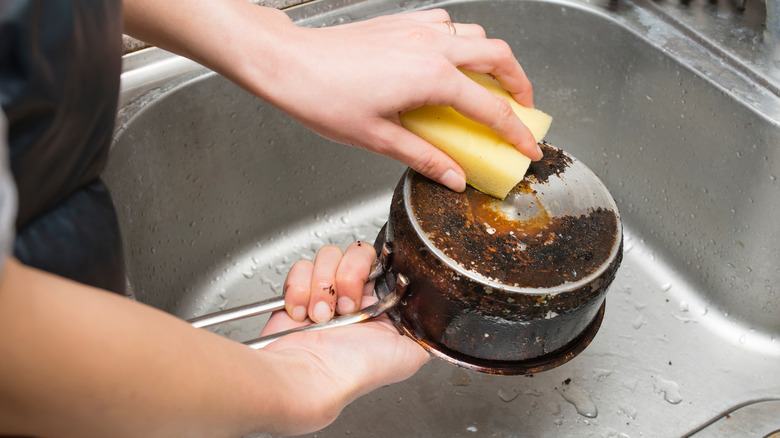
[107,0,780,435]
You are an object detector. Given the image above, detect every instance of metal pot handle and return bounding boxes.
[187,243,408,349]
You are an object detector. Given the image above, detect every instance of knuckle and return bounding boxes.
[465,23,487,38]
[406,25,438,43]
[430,57,454,75]
[410,149,439,177]
[489,38,514,60]
[283,281,310,299]
[493,97,516,124]
[336,272,364,294]
[486,97,521,139]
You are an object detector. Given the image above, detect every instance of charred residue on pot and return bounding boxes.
[527,141,572,184]
[409,148,617,289]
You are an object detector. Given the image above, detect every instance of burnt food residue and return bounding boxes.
[527,141,572,184]
[410,146,617,289]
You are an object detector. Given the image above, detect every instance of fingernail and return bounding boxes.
[312,301,332,323]
[441,169,466,192]
[536,143,543,160]
[337,297,356,314]
[292,305,307,322]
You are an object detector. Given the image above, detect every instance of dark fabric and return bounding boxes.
[0,0,127,294]
[14,180,126,293]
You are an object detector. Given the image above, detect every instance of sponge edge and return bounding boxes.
[399,71,553,199]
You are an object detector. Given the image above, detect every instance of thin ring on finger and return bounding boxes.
[443,20,457,36]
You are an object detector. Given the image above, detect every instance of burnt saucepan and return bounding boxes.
[373,143,623,375]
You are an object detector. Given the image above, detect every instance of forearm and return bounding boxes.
[122,0,291,100]
[0,258,299,437]
[122,0,541,197]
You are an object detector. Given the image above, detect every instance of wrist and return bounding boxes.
[215,5,304,103]
[251,344,350,436]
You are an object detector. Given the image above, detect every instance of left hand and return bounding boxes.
[280,241,377,324]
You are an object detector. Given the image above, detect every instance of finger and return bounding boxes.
[283,259,314,322]
[424,20,485,38]
[445,38,534,108]
[387,9,484,38]
[425,67,541,161]
[393,8,451,23]
[486,53,535,109]
[451,80,541,160]
[396,9,485,38]
[334,241,378,314]
[448,22,486,38]
[373,118,467,192]
[308,245,343,323]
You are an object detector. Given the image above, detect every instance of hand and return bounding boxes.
[258,243,430,435]
[281,241,376,323]
[125,2,541,192]
[259,304,430,435]
[234,8,542,192]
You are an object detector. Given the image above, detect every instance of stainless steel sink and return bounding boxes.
[107,0,779,435]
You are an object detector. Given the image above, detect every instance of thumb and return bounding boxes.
[377,119,467,192]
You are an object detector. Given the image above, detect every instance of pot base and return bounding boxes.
[373,224,608,376]
[394,297,604,376]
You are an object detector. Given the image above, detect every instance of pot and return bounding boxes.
[373,143,623,375]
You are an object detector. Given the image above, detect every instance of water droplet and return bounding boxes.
[593,368,614,380]
[653,376,683,404]
[449,368,472,387]
[498,387,519,402]
[557,380,598,418]
[661,282,672,292]
[618,404,637,419]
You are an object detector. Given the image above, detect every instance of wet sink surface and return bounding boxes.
[107,0,780,435]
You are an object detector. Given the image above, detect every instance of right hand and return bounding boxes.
[258,243,430,435]
[125,2,541,193]
[233,8,541,192]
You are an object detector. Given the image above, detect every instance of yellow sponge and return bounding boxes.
[400,71,552,199]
